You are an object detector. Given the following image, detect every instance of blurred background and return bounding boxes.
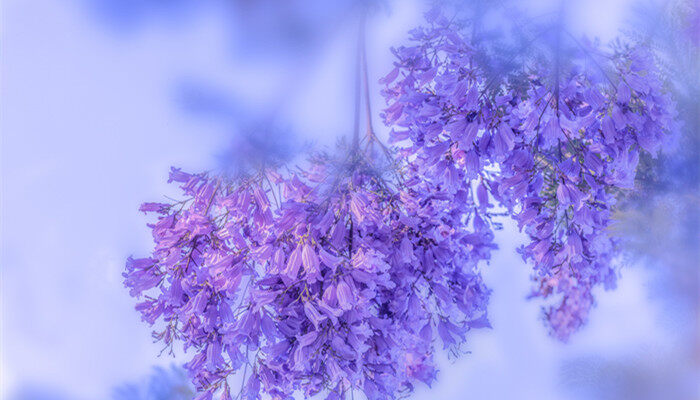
[1,0,698,399]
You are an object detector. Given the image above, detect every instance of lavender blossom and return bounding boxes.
[381,9,677,341]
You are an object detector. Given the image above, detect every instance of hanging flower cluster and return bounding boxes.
[381,9,677,341]
[126,86,494,400]
[125,7,678,400]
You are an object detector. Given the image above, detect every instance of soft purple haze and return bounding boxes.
[1,0,693,399]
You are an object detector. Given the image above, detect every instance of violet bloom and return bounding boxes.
[382,8,677,340]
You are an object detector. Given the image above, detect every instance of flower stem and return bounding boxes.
[352,12,363,152]
[360,13,375,142]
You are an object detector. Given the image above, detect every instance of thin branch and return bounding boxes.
[359,12,375,142]
[352,13,363,152]
[358,11,395,164]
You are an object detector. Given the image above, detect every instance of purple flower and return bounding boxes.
[381,8,676,342]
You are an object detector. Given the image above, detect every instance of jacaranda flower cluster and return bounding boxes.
[125,8,677,400]
[381,9,677,341]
